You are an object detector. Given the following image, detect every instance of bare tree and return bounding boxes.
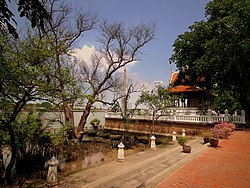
[75,21,155,137]
[39,0,97,138]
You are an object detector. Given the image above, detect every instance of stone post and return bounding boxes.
[173,108,176,121]
[241,110,245,124]
[2,147,11,170]
[182,129,186,137]
[150,135,156,150]
[224,109,229,122]
[117,142,125,162]
[172,131,177,142]
[207,109,212,124]
[46,156,59,187]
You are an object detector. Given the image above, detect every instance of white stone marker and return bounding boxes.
[172,131,177,142]
[150,135,156,150]
[182,129,186,137]
[2,146,11,169]
[47,156,59,187]
[117,142,125,162]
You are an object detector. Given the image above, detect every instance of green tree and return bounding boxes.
[136,85,176,134]
[212,90,241,114]
[37,0,97,139]
[170,0,250,123]
[12,110,53,183]
[0,0,50,38]
[0,35,53,184]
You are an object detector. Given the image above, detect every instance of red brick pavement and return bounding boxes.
[157,130,250,188]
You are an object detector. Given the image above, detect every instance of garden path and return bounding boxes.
[157,129,250,188]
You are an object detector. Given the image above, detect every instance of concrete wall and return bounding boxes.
[40,109,106,131]
[105,118,208,136]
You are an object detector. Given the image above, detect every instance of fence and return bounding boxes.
[105,109,246,124]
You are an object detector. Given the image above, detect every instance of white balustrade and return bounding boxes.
[105,110,245,124]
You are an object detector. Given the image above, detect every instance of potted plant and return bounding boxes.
[209,137,219,147]
[177,136,191,153]
[90,118,101,130]
[209,128,221,147]
[201,130,213,144]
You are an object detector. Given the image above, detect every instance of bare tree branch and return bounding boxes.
[75,21,155,133]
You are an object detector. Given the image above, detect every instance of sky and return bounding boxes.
[71,0,211,86]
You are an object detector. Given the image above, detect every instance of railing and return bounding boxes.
[105,109,246,124]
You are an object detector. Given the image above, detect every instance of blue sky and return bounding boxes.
[72,0,211,86]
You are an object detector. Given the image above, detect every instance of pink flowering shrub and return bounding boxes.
[228,123,237,131]
[211,127,226,139]
[210,122,235,139]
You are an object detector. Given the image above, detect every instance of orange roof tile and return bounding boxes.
[170,72,179,84]
[170,85,203,93]
[169,71,205,85]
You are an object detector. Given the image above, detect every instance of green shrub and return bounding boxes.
[109,134,122,140]
[86,130,98,137]
[137,136,149,144]
[102,133,111,139]
[177,136,189,146]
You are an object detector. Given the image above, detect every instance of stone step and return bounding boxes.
[59,138,208,188]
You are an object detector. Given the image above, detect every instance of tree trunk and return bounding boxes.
[5,125,17,185]
[63,101,74,126]
[62,100,76,139]
[77,102,92,140]
[58,53,76,138]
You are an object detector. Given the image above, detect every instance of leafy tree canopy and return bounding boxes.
[170,0,250,115]
[0,0,50,38]
[136,86,177,119]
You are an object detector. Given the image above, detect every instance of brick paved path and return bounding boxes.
[157,130,250,188]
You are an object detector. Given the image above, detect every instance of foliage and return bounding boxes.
[90,118,101,126]
[170,0,250,119]
[0,34,54,184]
[137,136,149,144]
[36,0,97,138]
[14,111,52,151]
[210,122,235,139]
[177,136,189,146]
[212,90,241,114]
[4,110,67,184]
[136,85,177,122]
[201,130,213,139]
[86,130,98,137]
[0,0,50,38]
[102,132,111,139]
[109,134,122,140]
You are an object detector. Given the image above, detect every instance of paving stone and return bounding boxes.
[156,130,250,188]
[58,130,250,187]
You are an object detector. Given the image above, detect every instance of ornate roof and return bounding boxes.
[169,71,204,93]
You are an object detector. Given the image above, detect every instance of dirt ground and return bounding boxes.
[58,143,149,178]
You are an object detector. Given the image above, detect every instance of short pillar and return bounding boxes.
[2,147,11,170]
[172,131,177,142]
[207,109,212,124]
[117,142,125,162]
[46,156,59,187]
[241,110,245,123]
[182,129,186,137]
[224,109,229,122]
[150,135,156,150]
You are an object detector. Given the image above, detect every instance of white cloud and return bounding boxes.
[71,45,96,62]
[71,45,154,106]
[72,45,140,69]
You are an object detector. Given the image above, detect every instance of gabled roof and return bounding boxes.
[169,71,205,86]
[169,71,179,85]
[169,71,204,93]
[170,85,203,93]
